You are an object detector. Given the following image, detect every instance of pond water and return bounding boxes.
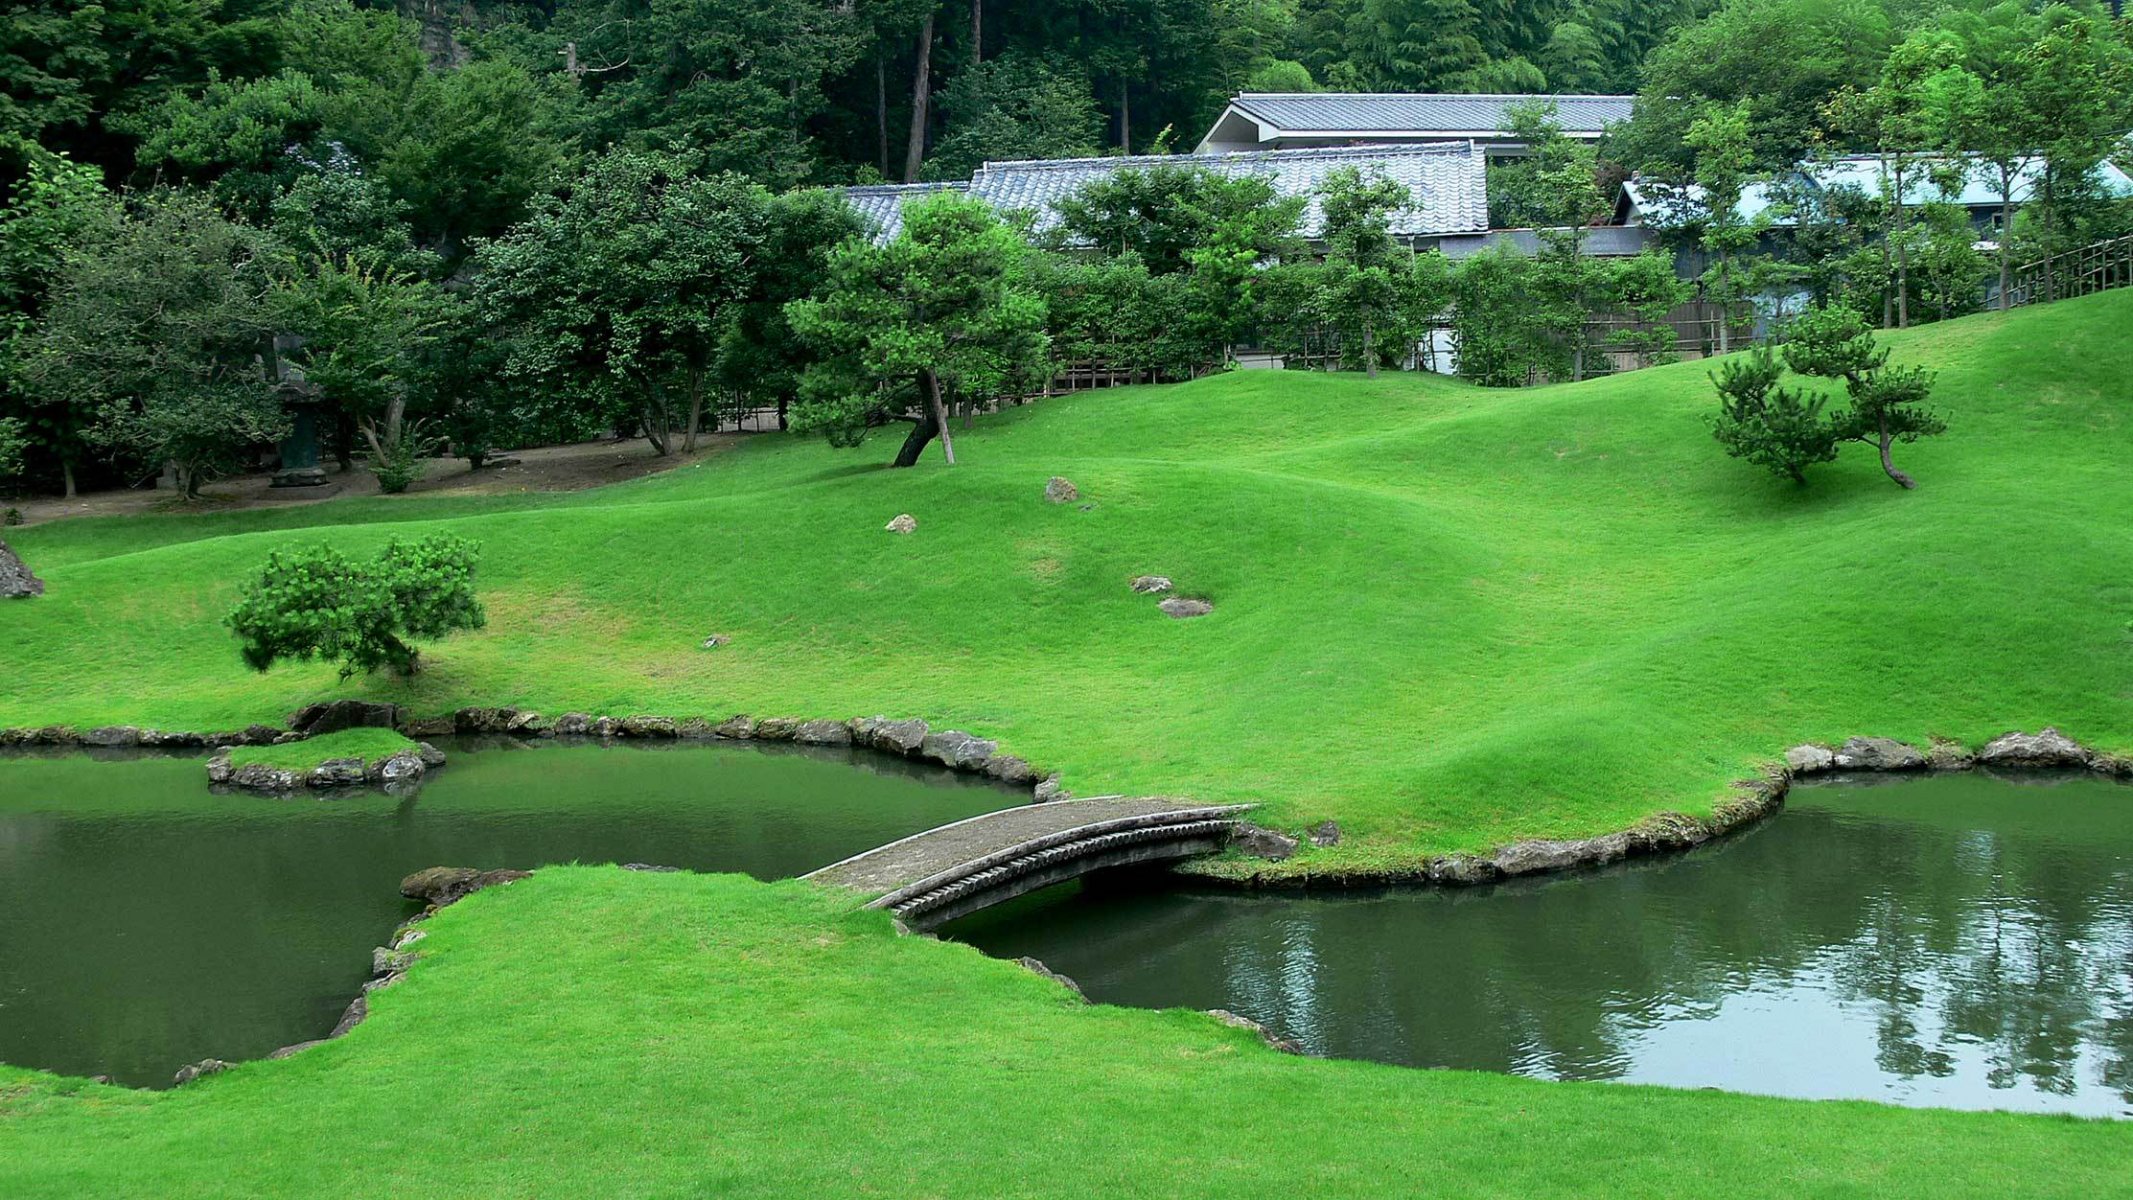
[951,771,2133,1116]
[0,738,1020,1088]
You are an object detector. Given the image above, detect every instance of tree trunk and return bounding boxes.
[1997,188,2013,311]
[903,11,935,183]
[1118,83,1131,152]
[1362,317,1377,380]
[924,370,957,464]
[777,396,789,431]
[642,393,671,456]
[1891,161,1911,329]
[1875,416,1915,489]
[334,412,355,471]
[970,0,980,64]
[891,411,938,467]
[876,56,889,177]
[682,368,706,453]
[60,457,76,500]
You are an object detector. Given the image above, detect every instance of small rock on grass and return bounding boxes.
[1043,477,1079,504]
[885,513,917,534]
[1232,823,1299,861]
[699,634,732,649]
[1158,597,1213,619]
[1130,575,1173,594]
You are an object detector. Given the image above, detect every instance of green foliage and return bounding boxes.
[1449,243,1553,386]
[0,414,26,478]
[12,191,286,497]
[1047,164,1303,276]
[275,252,447,492]
[475,150,773,456]
[1708,347,1841,483]
[786,192,1047,464]
[1314,166,1445,377]
[1711,303,1947,488]
[1033,252,1203,380]
[225,533,485,678]
[923,55,1103,182]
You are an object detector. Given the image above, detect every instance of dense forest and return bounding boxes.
[1,0,2128,499]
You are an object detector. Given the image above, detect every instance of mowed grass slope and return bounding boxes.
[4,293,2130,869]
[2,868,2128,1199]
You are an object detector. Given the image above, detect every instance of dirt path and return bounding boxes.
[5,437,749,527]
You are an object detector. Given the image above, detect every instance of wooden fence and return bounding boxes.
[2002,234,2133,309]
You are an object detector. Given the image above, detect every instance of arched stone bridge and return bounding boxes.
[805,797,1253,930]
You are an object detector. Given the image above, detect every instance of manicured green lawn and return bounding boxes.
[3,297,2131,1193]
[227,727,419,771]
[2,868,2125,1198]
[6,292,2128,872]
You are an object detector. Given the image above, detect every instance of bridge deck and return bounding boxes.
[805,797,1248,900]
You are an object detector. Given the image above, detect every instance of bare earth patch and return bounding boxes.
[6,437,745,526]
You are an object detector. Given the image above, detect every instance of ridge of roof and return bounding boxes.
[974,140,1480,176]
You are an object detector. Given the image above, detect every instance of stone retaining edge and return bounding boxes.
[0,708,1069,801]
[1188,726,2132,891]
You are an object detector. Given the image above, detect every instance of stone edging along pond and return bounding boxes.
[0,704,1073,800]
[4,707,2126,886]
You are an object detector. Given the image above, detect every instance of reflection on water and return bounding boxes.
[0,738,1020,1088]
[950,771,2133,1115]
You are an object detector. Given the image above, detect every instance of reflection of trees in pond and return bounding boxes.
[959,777,2133,1105]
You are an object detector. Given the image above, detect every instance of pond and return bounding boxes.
[951,771,2133,1117]
[0,738,1021,1088]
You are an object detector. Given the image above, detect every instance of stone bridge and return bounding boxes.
[805,797,1253,929]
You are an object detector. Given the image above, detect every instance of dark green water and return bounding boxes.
[953,772,2133,1116]
[0,738,1019,1088]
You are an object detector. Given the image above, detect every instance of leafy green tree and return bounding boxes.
[1449,243,1552,386]
[1315,165,1438,378]
[1826,30,1978,328]
[376,60,575,255]
[1683,99,1785,354]
[475,150,773,456]
[786,191,1047,466]
[1906,200,1987,322]
[1620,0,1895,173]
[923,54,1102,180]
[275,253,447,492]
[714,188,871,431]
[1708,347,1841,484]
[1599,249,1692,369]
[2012,7,2133,301]
[1047,163,1302,276]
[226,533,486,678]
[12,191,286,498]
[1499,101,1619,379]
[1782,303,1943,488]
[0,148,116,497]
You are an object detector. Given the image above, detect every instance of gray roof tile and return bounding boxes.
[840,182,967,243]
[1229,92,1635,136]
[969,142,1487,240]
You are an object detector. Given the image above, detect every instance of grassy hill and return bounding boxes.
[4,292,2131,873]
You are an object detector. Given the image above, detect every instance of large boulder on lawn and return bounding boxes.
[0,539,43,598]
[1977,728,2090,768]
[399,866,532,908]
[291,699,402,736]
[1832,736,1927,771]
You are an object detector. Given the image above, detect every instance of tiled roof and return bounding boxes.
[964,142,1489,240]
[1228,93,1635,136]
[840,182,966,243]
